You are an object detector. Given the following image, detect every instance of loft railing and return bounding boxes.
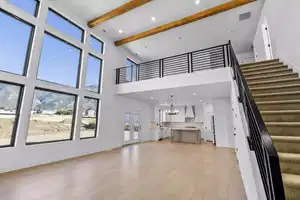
[115,44,229,84]
[228,42,285,200]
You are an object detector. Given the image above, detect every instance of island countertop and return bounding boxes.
[170,127,200,131]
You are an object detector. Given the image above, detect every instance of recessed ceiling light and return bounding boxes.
[151,16,156,21]
[118,29,123,34]
[195,0,200,5]
[151,97,154,99]
[193,93,197,96]
[199,100,203,102]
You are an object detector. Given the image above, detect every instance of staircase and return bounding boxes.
[241,59,300,200]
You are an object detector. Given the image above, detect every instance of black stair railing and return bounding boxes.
[228,41,285,200]
[115,43,229,84]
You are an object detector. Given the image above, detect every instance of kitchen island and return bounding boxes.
[170,127,201,144]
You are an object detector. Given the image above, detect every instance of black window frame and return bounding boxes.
[0,8,36,77]
[80,97,100,140]
[85,53,103,94]
[0,81,24,148]
[7,0,40,17]
[90,34,104,54]
[36,31,83,89]
[25,87,78,145]
[47,8,85,43]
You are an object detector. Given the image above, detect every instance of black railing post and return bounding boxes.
[159,60,162,78]
[116,68,120,84]
[191,53,194,73]
[161,59,164,77]
[136,65,139,81]
[187,53,190,73]
[226,44,230,67]
[222,45,226,67]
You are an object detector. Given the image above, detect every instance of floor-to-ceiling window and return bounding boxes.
[126,58,138,82]
[0,0,104,146]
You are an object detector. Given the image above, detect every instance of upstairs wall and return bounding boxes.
[254,0,300,73]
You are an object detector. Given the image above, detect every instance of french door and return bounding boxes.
[124,112,141,145]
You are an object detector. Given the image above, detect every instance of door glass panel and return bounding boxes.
[124,113,131,142]
[133,112,140,140]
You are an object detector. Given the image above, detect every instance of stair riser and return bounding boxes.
[241,65,286,73]
[258,103,300,111]
[267,126,300,136]
[244,69,293,78]
[274,142,300,154]
[283,187,300,200]
[254,94,300,102]
[251,86,300,94]
[247,74,298,83]
[262,114,300,122]
[249,80,300,88]
[281,162,300,176]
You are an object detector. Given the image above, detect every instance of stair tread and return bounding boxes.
[240,59,280,67]
[279,153,300,162]
[265,122,300,126]
[251,84,300,91]
[261,110,300,114]
[248,77,300,85]
[242,64,285,73]
[246,72,296,81]
[244,68,291,76]
[282,173,300,189]
[272,136,300,142]
[257,100,300,105]
[253,91,300,97]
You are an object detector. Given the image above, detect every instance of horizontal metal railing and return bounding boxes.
[115,43,229,84]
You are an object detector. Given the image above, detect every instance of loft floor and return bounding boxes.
[0,141,246,200]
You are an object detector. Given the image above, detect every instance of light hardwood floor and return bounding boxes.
[0,141,247,200]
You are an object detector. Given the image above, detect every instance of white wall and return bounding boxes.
[212,98,234,148]
[231,80,266,200]
[254,0,300,73]
[116,67,231,94]
[0,0,153,173]
[236,52,255,64]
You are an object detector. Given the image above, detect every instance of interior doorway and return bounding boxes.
[261,17,273,60]
[123,112,141,145]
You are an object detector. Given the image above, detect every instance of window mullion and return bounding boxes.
[15,0,49,147]
[73,32,90,141]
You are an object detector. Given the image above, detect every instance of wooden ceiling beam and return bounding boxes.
[88,0,153,28]
[115,0,256,46]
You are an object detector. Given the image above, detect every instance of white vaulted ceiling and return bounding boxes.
[55,0,264,61]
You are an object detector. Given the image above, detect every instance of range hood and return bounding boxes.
[185,105,196,118]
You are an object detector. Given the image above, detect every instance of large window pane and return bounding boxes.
[37,33,81,87]
[0,82,22,147]
[26,89,76,144]
[8,0,39,16]
[80,98,99,139]
[90,35,104,54]
[47,9,83,42]
[85,54,102,93]
[0,10,34,75]
[126,59,138,82]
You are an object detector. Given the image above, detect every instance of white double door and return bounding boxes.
[124,112,141,145]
